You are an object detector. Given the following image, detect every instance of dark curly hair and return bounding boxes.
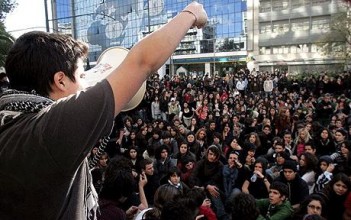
[230,192,259,220]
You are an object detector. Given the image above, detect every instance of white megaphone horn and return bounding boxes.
[83,46,147,112]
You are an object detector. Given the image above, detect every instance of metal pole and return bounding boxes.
[44,0,49,32]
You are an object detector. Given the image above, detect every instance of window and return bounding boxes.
[260,1,271,13]
[272,0,289,11]
[291,0,309,8]
[272,21,290,34]
[312,16,330,31]
[260,22,272,34]
[291,19,310,31]
[311,0,331,6]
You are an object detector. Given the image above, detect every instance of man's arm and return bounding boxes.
[107,2,207,115]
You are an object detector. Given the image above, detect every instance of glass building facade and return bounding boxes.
[51,0,248,76]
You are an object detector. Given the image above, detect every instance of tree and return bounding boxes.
[318,3,351,68]
[0,0,17,66]
[0,22,14,66]
[0,0,17,22]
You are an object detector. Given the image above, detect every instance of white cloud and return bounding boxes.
[4,0,47,38]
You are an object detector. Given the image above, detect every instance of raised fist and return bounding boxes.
[183,2,208,28]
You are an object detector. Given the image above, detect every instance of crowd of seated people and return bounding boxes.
[74,69,351,219]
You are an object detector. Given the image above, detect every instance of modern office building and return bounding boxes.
[49,0,347,76]
[50,0,248,77]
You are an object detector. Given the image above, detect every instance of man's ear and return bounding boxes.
[52,71,67,91]
[280,195,286,202]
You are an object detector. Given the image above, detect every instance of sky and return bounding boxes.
[4,0,47,38]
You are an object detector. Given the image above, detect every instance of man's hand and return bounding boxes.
[126,206,139,219]
[182,2,208,28]
[206,184,219,198]
[139,172,148,188]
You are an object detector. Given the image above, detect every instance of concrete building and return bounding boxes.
[253,0,348,74]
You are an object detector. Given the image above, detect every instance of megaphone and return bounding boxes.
[84,46,147,112]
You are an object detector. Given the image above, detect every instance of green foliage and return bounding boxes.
[0,22,15,66]
[317,6,351,65]
[0,0,17,22]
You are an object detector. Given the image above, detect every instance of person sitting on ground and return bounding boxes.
[98,156,148,220]
[229,192,259,220]
[256,181,293,220]
[274,160,309,210]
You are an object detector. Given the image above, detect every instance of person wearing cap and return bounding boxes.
[275,160,309,210]
[0,2,207,219]
[314,155,334,193]
[266,151,291,180]
[256,182,293,220]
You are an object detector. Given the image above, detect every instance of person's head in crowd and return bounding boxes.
[89,146,99,159]
[186,131,196,144]
[297,127,312,143]
[283,131,293,145]
[297,194,327,218]
[319,128,333,141]
[262,124,272,135]
[166,166,181,186]
[169,125,179,138]
[155,145,169,161]
[324,172,351,197]
[302,214,326,220]
[158,120,166,130]
[323,93,331,102]
[98,152,109,168]
[185,187,207,208]
[340,140,351,159]
[154,184,181,210]
[253,157,268,175]
[123,116,133,128]
[282,160,298,181]
[99,156,135,203]
[178,141,189,155]
[195,128,207,141]
[181,155,195,172]
[274,140,285,154]
[299,152,318,174]
[152,128,162,140]
[127,146,139,160]
[190,117,198,127]
[142,208,161,220]
[335,118,344,129]
[161,131,171,143]
[208,119,216,131]
[230,192,259,220]
[227,150,241,168]
[178,125,188,136]
[206,145,220,163]
[304,141,316,155]
[247,132,261,148]
[232,122,243,136]
[140,159,155,176]
[318,155,333,173]
[160,196,198,220]
[335,128,347,143]
[172,118,181,128]
[212,132,222,145]
[227,136,242,151]
[275,151,290,166]
[268,181,289,205]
